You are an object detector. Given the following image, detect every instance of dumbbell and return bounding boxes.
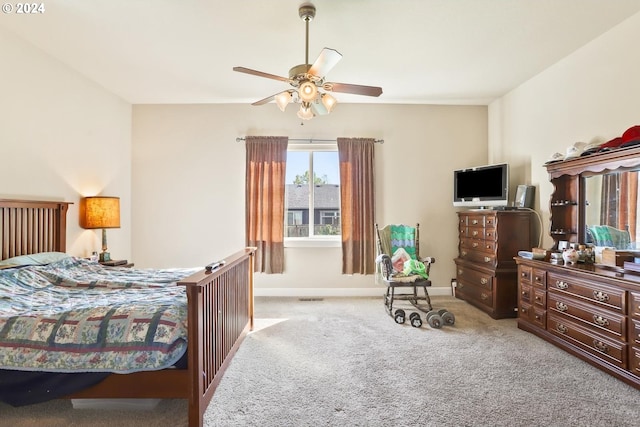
[409,312,423,328]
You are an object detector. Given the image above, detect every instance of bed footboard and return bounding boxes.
[180,247,255,426]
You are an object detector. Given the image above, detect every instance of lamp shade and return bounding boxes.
[79,197,121,229]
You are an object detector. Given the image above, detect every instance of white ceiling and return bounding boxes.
[2,0,640,105]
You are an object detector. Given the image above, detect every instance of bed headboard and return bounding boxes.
[0,199,72,261]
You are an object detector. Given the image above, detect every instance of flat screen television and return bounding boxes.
[453,163,509,208]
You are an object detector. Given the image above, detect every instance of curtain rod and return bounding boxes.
[236,137,384,144]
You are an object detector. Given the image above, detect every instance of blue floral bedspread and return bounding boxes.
[0,257,198,373]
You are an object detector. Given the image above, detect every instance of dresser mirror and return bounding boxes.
[583,169,639,249]
[546,147,640,251]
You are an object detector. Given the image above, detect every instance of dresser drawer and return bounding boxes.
[456,265,493,290]
[533,288,546,308]
[484,227,496,241]
[519,265,533,286]
[484,215,497,228]
[547,293,626,340]
[532,268,547,288]
[547,273,625,313]
[520,282,532,304]
[466,215,485,227]
[467,226,485,239]
[460,237,495,253]
[519,301,546,328]
[630,347,640,377]
[631,320,640,346]
[630,292,640,321]
[457,278,493,310]
[548,314,627,369]
[458,250,497,267]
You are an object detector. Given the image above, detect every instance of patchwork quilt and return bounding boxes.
[0,257,198,373]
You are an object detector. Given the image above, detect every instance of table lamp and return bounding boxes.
[80,196,120,262]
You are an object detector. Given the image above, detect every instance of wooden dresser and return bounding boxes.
[454,210,534,319]
[516,258,640,389]
[514,145,640,389]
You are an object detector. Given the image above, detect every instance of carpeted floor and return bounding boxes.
[1,296,639,426]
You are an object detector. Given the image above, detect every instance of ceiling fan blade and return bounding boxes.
[233,66,290,83]
[251,93,278,106]
[311,101,328,116]
[324,82,383,97]
[308,48,342,78]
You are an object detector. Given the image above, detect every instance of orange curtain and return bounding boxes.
[245,136,288,273]
[337,137,376,274]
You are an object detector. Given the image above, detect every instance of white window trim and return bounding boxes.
[285,143,340,247]
[285,237,341,248]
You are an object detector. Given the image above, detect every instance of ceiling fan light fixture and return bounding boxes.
[233,2,382,121]
[299,80,318,102]
[321,93,337,113]
[297,104,314,120]
[275,91,293,112]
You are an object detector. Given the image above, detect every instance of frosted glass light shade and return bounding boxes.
[275,91,293,112]
[297,105,314,120]
[321,93,337,112]
[298,81,318,102]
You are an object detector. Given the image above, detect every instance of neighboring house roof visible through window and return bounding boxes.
[286,184,340,209]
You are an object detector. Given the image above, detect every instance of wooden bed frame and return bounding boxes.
[0,198,255,427]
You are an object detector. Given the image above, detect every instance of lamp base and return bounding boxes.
[99,251,111,262]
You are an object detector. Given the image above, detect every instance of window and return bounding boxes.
[285,144,340,243]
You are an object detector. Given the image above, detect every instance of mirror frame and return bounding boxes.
[546,146,640,248]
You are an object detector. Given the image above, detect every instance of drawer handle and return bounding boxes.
[461,251,467,257]
[534,276,542,282]
[472,219,478,225]
[472,230,479,236]
[556,323,568,334]
[457,269,463,275]
[472,242,478,248]
[484,257,491,263]
[485,244,491,249]
[480,278,488,285]
[521,290,529,297]
[555,280,568,290]
[593,291,610,303]
[521,307,528,314]
[534,295,541,302]
[593,315,609,327]
[458,283,464,289]
[480,293,488,300]
[555,301,568,312]
[593,340,609,354]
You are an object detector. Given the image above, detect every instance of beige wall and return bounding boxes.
[0,27,133,260]
[11,8,639,297]
[489,11,640,249]
[132,104,488,295]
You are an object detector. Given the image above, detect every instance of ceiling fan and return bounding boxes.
[233,2,383,120]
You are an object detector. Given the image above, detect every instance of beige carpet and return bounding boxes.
[2,296,639,426]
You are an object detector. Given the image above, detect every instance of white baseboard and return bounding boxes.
[254,287,453,297]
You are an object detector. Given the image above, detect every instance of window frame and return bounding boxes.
[285,143,341,248]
